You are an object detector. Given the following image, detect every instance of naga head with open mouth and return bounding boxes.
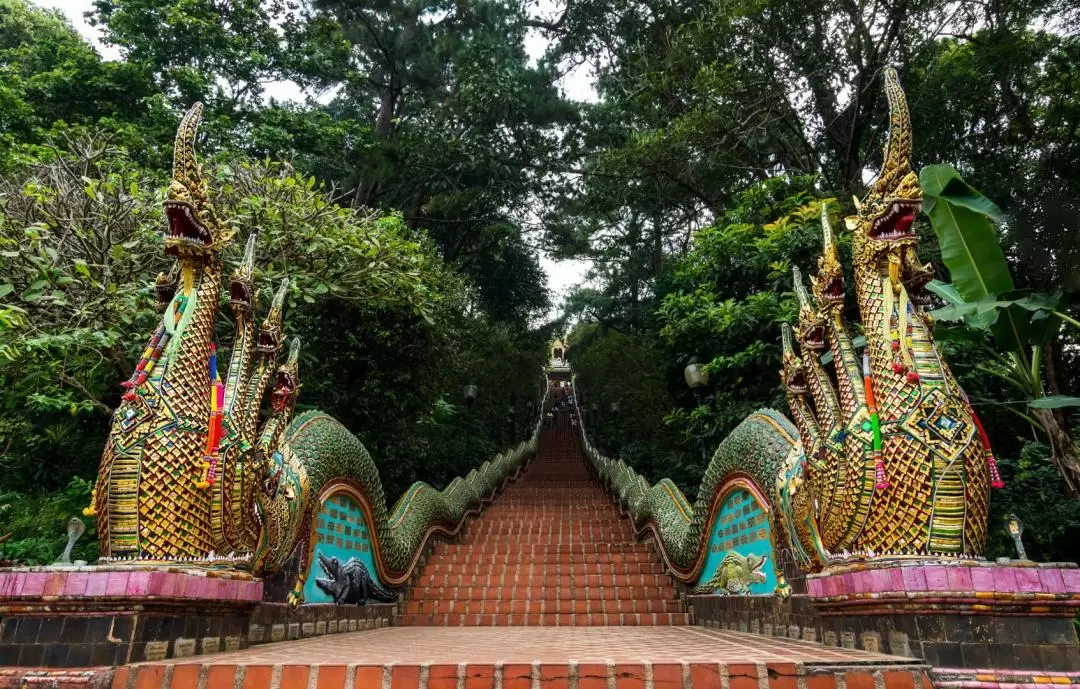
[781,324,809,395]
[811,203,846,313]
[793,266,827,352]
[154,264,179,313]
[164,103,232,261]
[901,247,935,307]
[850,69,923,267]
[230,233,258,317]
[258,278,290,355]
[270,338,301,414]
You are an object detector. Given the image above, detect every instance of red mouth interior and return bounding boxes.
[826,277,844,299]
[806,326,826,348]
[165,203,212,250]
[230,282,252,305]
[871,202,919,241]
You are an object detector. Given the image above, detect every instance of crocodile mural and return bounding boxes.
[314,555,398,605]
[691,552,768,596]
[85,103,539,604]
[575,69,997,592]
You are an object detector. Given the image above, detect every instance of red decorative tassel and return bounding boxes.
[874,455,889,490]
[892,362,906,374]
[905,371,920,383]
[987,455,1005,489]
[970,409,1004,489]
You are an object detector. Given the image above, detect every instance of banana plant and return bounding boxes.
[921,164,1080,496]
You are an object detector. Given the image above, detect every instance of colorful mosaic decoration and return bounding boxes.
[576,70,993,582]
[693,487,780,595]
[86,103,539,604]
[303,492,387,603]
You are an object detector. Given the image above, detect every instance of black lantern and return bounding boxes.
[463,383,478,406]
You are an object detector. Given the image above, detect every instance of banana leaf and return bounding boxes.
[920,164,1013,301]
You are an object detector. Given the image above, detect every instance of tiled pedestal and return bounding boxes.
[0,565,262,668]
[807,560,1080,687]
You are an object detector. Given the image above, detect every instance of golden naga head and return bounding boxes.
[258,278,290,354]
[780,324,809,395]
[164,103,233,260]
[849,69,922,263]
[901,246,935,307]
[230,233,259,316]
[792,266,826,352]
[270,338,302,414]
[810,203,845,311]
[154,264,180,313]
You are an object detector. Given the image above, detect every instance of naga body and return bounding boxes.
[86,104,538,603]
[578,69,995,590]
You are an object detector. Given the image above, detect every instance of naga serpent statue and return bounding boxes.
[577,69,996,592]
[85,103,538,603]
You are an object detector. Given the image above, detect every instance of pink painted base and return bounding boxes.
[0,565,262,608]
[807,560,1080,614]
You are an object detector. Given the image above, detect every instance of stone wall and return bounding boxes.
[688,594,821,641]
[688,593,1080,673]
[247,602,397,646]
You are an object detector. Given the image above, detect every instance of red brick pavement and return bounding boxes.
[111,626,931,689]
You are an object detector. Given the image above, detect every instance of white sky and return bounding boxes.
[35,0,595,318]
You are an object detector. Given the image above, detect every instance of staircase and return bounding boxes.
[402,407,691,626]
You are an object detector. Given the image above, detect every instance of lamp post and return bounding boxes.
[684,357,709,406]
[1004,514,1028,561]
[463,383,477,459]
[507,392,516,444]
[684,358,710,460]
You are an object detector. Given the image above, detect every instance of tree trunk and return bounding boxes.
[353,83,398,208]
[1031,407,1080,498]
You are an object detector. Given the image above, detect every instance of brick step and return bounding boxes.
[403,599,684,615]
[399,611,694,627]
[461,517,630,528]
[426,555,656,569]
[408,584,679,601]
[458,530,634,541]
[432,543,655,557]
[421,561,664,576]
[416,569,671,585]
[457,527,630,537]
[416,573,667,588]
[455,534,637,545]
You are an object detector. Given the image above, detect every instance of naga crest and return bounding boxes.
[164,103,232,259]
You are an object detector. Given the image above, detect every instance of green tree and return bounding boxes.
[0,0,154,170]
